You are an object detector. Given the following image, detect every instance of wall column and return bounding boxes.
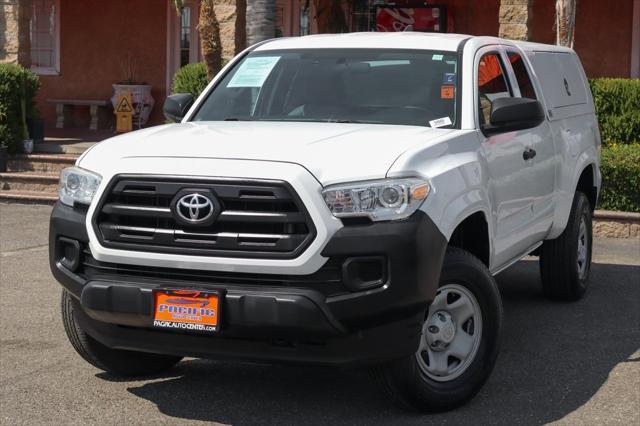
[1,0,20,64]
[498,0,532,41]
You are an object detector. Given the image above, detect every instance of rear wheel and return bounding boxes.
[374,248,503,412]
[540,191,593,301]
[61,290,182,377]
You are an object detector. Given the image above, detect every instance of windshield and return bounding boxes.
[192,49,459,128]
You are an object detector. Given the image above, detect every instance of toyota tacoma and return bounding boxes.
[50,33,601,411]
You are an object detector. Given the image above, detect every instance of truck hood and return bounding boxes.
[79,122,455,186]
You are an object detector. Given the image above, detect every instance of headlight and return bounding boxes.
[59,167,101,207]
[322,178,430,221]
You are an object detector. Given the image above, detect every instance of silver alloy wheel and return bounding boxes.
[416,283,483,382]
[577,215,589,279]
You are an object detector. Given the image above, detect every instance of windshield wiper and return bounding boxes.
[223,117,252,121]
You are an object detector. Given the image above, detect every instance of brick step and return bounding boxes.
[0,172,59,193]
[7,154,78,173]
[0,190,58,205]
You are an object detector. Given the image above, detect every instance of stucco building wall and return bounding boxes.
[35,0,168,127]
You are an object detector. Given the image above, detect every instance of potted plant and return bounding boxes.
[0,109,7,172]
[0,141,7,172]
[20,75,33,154]
[111,53,155,128]
[28,116,44,144]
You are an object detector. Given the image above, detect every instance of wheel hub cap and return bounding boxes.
[577,215,589,279]
[416,283,483,382]
[425,311,456,350]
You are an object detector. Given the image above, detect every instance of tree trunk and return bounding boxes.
[199,0,223,80]
[556,0,577,48]
[235,0,247,54]
[315,0,350,34]
[17,0,32,68]
[246,0,276,46]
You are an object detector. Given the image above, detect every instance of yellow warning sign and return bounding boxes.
[115,93,134,132]
[116,95,133,113]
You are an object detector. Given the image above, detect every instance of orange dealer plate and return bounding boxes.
[153,290,220,333]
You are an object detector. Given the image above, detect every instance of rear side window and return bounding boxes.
[529,52,588,109]
[508,52,537,99]
[477,53,511,125]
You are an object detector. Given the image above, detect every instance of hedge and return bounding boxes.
[598,143,640,212]
[0,63,40,153]
[589,78,640,146]
[172,62,209,98]
[171,59,230,97]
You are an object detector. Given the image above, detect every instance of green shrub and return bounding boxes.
[598,143,640,212]
[172,62,209,97]
[0,63,40,153]
[589,78,640,146]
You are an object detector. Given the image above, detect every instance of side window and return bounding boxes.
[508,52,537,99]
[477,53,511,126]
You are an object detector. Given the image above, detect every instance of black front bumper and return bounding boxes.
[50,202,447,366]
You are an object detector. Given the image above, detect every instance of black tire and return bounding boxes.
[539,191,593,301]
[61,290,182,377]
[374,247,503,412]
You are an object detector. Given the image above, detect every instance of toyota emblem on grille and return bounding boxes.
[176,193,215,223]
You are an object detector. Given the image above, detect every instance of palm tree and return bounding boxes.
[246,0,276,45]
[235,0,247,54]
[173,0,222,80]
[314,0,350,33]
[17,0,32,67]
[556,0,577,47]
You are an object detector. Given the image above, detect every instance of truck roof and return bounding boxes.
[254,32,575,55]
[255,32,471,52]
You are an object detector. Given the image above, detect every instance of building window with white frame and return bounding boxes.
[30,0,60,75]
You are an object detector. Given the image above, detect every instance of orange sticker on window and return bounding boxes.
[441,85,455,99]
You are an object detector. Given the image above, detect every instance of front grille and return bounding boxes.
[93,176,316,259]
[79,248,346,297]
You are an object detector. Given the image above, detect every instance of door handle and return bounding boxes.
[523,148,537,161]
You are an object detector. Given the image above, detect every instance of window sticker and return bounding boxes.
[429,116,452,128]
[432,54,443,61]
[443,73,456,84]
[440,85,455,99]
[227,56,281,88]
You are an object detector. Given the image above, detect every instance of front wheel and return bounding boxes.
[61,290,182,377]
[374,247,503,412]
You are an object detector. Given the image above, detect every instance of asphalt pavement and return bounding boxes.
[1,204,638,425]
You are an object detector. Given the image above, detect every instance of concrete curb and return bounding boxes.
[593,210,640,239]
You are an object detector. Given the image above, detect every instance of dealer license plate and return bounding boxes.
[153,290,220,333]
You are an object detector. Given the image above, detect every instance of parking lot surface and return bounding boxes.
[1,204,638,425]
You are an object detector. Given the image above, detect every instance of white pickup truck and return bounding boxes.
[50,33,601,411]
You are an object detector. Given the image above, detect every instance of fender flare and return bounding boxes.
[547,147,600,239]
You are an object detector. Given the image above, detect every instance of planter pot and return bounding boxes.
[22,139,34,154]
[111,84,155,128]
[28,118,45,143]
[0,146,7,172]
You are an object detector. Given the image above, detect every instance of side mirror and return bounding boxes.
[486,97,544,134]
[163,93,194,123]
